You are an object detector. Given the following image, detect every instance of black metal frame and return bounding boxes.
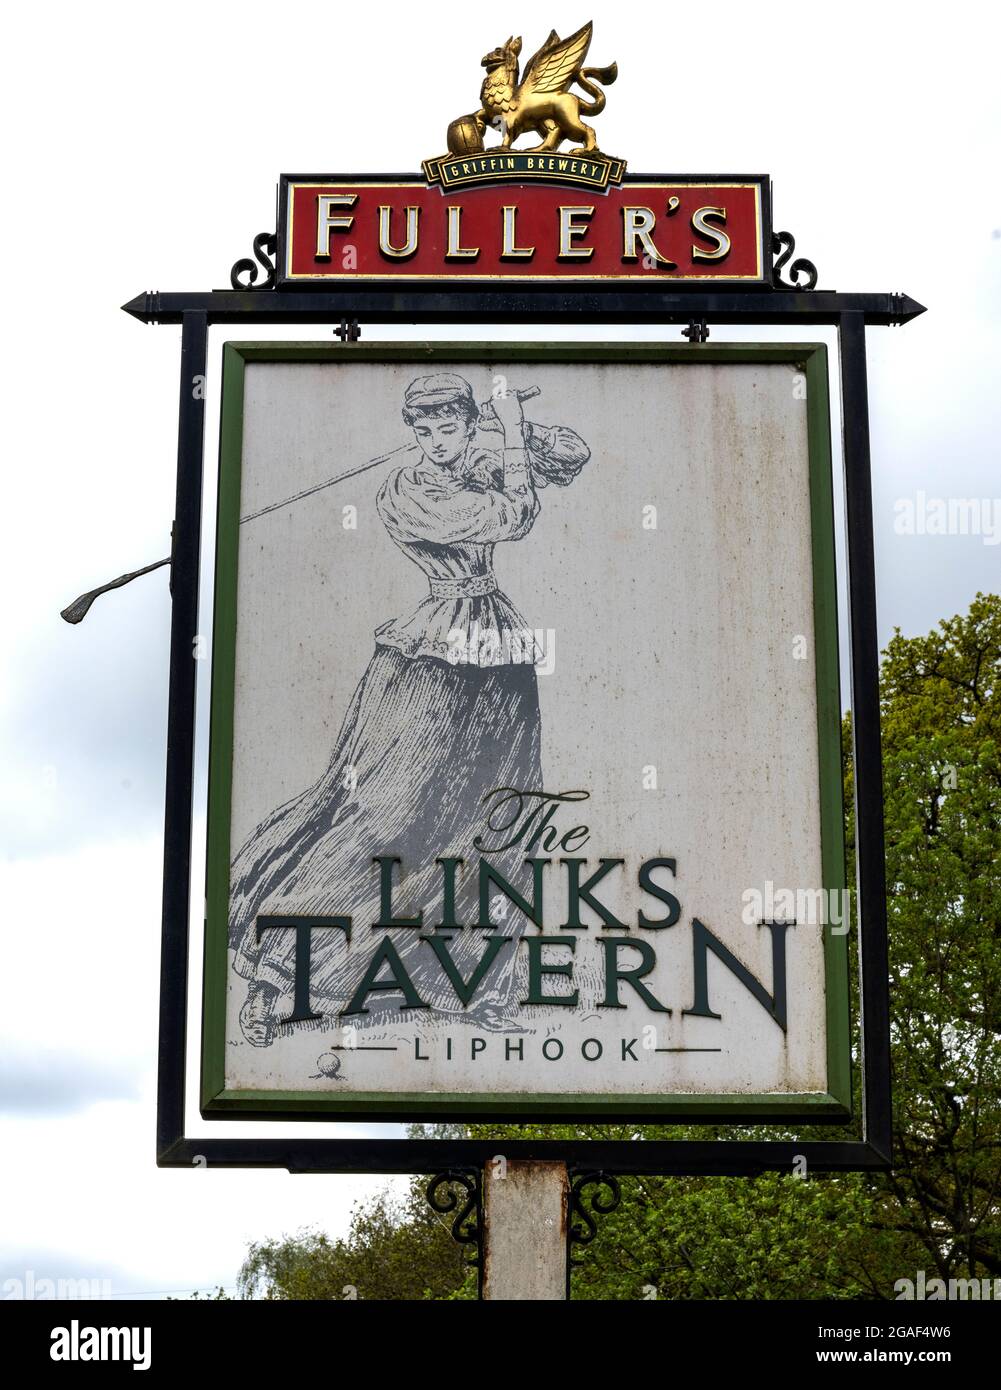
[132,271,920,1176]
[126,288,921,327]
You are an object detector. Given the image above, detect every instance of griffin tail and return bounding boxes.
[575,62,618,115]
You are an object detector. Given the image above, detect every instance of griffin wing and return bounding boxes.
[521,29,561,81]
[518,21,592,98]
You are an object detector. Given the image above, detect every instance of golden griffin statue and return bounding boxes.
[446,21,618,158]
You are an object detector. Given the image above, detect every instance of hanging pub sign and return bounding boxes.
[272,22,770,288]
[201,339,850,1121]
[197,19,854,1125]
[107,13,919,1164]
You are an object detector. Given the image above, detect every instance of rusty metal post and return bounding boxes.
[482,1159,569,1300]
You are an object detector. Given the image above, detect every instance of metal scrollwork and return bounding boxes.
[426,1169,483,1275]
[771,230,818,291]
[230,232,277,290]
[568,1170,622,1264]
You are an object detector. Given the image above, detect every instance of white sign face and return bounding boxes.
[202,343,850,1121]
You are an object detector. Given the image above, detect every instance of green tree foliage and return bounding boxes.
[234,595,1000,1299]
[236,1182,469,1301]
[862,591,1001,1280]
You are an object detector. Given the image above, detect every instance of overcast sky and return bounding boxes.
[1,0,998,1298]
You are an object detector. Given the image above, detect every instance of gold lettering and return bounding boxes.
[445,205,479,259]
[691,206,731,261]
[377,204,420,260]
[501,205,535,259]
[315,193,357,259]
[558,206,596,260]
[620,206,677,267]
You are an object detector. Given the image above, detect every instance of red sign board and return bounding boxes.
[278,176,770,287]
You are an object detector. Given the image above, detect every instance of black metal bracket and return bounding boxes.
[426,1168,483,1297]
[230,233,277,291]
[566,1170,623,1294]
[681,318,709,343]
[335,317,361,342]
[771,230,819,290]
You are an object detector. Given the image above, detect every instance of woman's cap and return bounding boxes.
[404,374,476,410]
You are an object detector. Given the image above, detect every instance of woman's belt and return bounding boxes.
[428,572,498,599]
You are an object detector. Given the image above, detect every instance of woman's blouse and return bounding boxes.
[374,424,584,666]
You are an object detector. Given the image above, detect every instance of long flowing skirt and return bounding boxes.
[228,643,543,1028]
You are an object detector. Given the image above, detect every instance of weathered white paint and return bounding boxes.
[223,359,829,1099]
